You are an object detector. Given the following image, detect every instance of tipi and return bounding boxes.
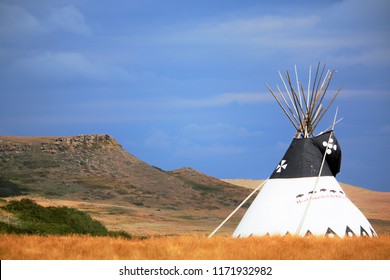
[231,63,376,238]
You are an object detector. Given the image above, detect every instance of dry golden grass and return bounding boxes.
[1,234,389,260]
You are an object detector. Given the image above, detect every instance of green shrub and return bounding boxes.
[0,199,130,238]
[0,221,31,234]
[191,184,222,193]
[107,230,132,238]
[0,178,23,197]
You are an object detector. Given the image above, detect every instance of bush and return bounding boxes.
[0,221,30,234]
[0,178,23,197]
[0,199,130,238]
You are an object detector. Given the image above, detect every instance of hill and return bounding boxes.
[1,134,389,236]
[0,134,251,236]
[0,135,250,209]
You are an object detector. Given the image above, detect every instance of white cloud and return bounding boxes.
[326,48,390,67]
[9,52,95,81]
[177,92,273,107]
[165,15,320,46]
[143,122,261,159]
[0,3,42,36]
[7,51,132,85]
[47,5,91,34]
[0,4,91,38]
[151,0,389,68]
[337,89,389,99]
[379,125,390,134]
[327,0,389,31]
[180,123,262,142]
[198,15,319,38]
[173,144,245,159]
[144,128,173,150]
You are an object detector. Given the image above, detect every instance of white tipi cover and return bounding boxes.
[233,132,376,238]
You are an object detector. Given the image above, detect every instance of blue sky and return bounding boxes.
[0,0,389,192]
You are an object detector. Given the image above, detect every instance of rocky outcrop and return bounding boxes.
[0,134,119,155]
[0,141,32,155]
[53,134,118,149]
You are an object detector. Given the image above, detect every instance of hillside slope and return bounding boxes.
[0,135,250,210]
[0,135,254,236]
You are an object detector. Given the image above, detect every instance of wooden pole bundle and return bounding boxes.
[266,63,342,138]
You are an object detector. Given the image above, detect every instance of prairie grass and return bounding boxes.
[1,234,389,260]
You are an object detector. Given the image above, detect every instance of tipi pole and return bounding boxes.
[307,65,312,110]
[276,84,301,127]
[208,179,268,238]
[294,65,302,109]
[295,108,339,236]
[279,71,300,120]
[285,72,305,131]
[310,62,321,108]
[312,86,343,132]
[266,84,300,131]
[320,117,343,135]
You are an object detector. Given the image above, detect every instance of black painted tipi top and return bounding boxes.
[270,131,341,179]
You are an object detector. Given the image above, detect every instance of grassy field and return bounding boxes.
[1,234,389,260]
